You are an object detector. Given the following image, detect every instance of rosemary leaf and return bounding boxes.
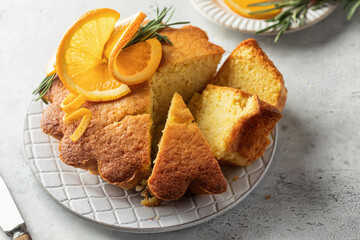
[255,22,282,33]
[33,73,56,103]
[347,0,360,19]
[248,2,282,6]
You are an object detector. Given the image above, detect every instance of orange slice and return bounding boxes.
[105,12,162,85]
[103,12,147,60]
[46,50,57,76]
[224,0,281,19]
[56,8,131,102]
[109,38,162,85]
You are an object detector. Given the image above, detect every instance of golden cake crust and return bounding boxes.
[213,39,287,111]
[148,93,227,201]
[158,26,225,68]
[97,114,152,189]
[41,77,152,189]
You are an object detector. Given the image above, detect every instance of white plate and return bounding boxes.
[190,0,336,34]
[24,99,277,233]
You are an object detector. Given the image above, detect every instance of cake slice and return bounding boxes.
[188,84,281,166]
[148,93,227,201]
[212,39,287,111]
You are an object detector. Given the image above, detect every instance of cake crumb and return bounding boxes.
[149,217,153,220]
[265,195,271,200]
[135,179,147,192]
[141,187,162,207]
[233,176,239,181]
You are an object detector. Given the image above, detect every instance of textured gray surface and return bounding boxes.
[0,0,359,239]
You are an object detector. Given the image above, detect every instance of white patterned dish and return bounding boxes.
[190,0,336,34]
[24,99,277,233]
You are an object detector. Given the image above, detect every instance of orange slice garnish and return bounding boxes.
[224,0,281,19]
[109,38,162,85]
[106,12,162,85]
[56,8,131,102]
[103,12,147,60]
[46,50,57,76]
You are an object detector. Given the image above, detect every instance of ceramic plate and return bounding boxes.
[190,0,336,34]
[24,100,277,233]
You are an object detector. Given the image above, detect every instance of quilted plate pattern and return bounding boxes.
[24,100,277,233]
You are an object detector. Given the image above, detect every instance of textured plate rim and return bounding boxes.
[23,100,278,233]
[189,0,337,35]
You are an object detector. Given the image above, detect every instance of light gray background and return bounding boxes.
[0,0,359,239]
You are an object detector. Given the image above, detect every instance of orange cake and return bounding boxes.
[36,7,286,207]
[41,25,224,190]
[188,84,282,166]
[212,39,287,111]
[148,93,227,201]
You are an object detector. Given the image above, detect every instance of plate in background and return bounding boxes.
[24,99,277,233]
[189,0,337,34]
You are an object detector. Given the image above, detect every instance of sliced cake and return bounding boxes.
[41,25,224,190]
[212,39,287,111]
[148,93,227,201]
[188,84,281,166]
[151,26,225,125]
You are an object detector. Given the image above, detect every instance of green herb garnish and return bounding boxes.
[125,7,190,48]
[249,0,360,42]
[32,73,56,104]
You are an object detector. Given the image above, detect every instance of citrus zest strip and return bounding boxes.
[61,93,92,142]
[61,93,87,113]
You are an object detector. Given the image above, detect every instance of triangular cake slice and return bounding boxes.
[148,93,227,201]
[212,39,287,111]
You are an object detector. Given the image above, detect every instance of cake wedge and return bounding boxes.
[188,84,281,166]
[148,93,227,201]
[212,39,287,111]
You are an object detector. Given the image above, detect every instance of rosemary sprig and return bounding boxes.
[249,0,360,42]
[32,73,56,104]
[342,0,360,19]
[125,7,190,48]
